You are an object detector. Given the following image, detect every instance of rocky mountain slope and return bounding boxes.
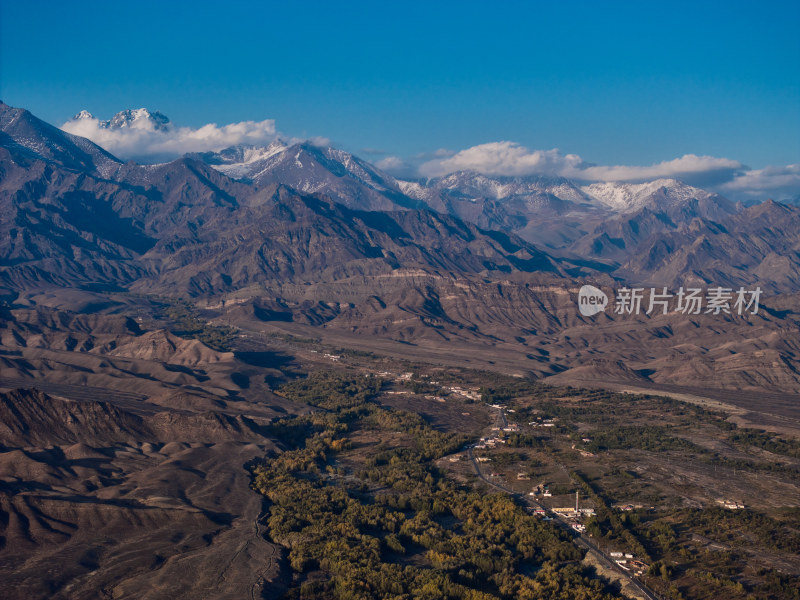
[2,100,799,397]
[1,103,122,176]
[1,102,586,297]
[608,199,800,292]
[0,387,282,600]
[192,141,426,211]
[11,101,800,295]
[131,185,576,297]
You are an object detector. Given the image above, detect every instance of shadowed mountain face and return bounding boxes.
[188,135,800,295]
[6,105,800,295]
[0,388,149,447]
[606,200,800,292]
[1,102,800,599]
[569,184,737,261]
[0,148,151,290]
[1,101,799,399]
[4,101,800,296]
[132,186,573,296]
[0,388,282,600]
[0,103,122,176]
[1,102,588,297]
[0,388,264,449]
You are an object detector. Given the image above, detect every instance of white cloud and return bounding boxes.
[419,148,457,159]
[716,164,800,201]
[577,154,743,186]
[415,140,800,202]
[418,142,583,178]
[304,135,332,147]
[62,112,280,162]
[375,155,406,171]
[418,141,743,185]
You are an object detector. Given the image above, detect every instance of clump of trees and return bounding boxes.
[252,373,621,600]
[157,299,237,350]
[679,507,800,553]
[401,379,442,395]
[618,504,800,600]
[582,426,698,454]
[572,471,652,562]
[280,371,382,410]
[727,428,800,459]
[505,433,542,448]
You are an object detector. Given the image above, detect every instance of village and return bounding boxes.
[332,365,792,600]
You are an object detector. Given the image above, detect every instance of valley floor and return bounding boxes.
[0,290,798,599]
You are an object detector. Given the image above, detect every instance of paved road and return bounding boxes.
[468,407,661,600]
[496,407,508,428]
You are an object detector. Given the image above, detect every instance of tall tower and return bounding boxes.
[575,490,579,513]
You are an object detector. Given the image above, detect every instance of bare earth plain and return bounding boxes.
[0,288,798,599]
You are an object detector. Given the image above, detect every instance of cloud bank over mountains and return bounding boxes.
[416,142,747,187]
[716,163,800,202]
[61,110,799,203]
[392,141,798,202]
[62,109,280,163]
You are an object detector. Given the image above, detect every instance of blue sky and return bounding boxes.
[1,1,799,197]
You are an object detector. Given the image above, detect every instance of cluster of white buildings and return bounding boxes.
[716,499,745,509]
[474,435,507,449]
[613,503,642,512]
[447,386,481,400]
[609,553,648,575]
[424,395,447,403]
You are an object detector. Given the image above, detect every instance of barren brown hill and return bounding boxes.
[0,388,267,448]
[0,385,283,600]
[1,100,582,297]
[0,388,148,447]
[129,186,574,297]
[611,200,800,292]
[2,101,799,411]
[97,329,234,367]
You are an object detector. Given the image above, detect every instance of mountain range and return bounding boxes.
[1,102,796,296]
[1,100,799,398]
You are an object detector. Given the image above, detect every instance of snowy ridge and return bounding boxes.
[322,147,391,192]
[0,103,122,177]
[400,170,596,208]
[199,142,396,196]
[210,141,289,179]
[396,180,432,201]
[63,131,123,178]
[73,108,171,132]
[581,179,714,212]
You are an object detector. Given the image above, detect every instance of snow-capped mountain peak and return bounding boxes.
[104,108,170,131]
[67,108,171,132]
[72,109,95,120]
[399,170,594,207]
[195,140,289,179]
[581,178,714,212]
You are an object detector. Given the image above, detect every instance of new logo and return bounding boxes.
[577,285,608,317]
